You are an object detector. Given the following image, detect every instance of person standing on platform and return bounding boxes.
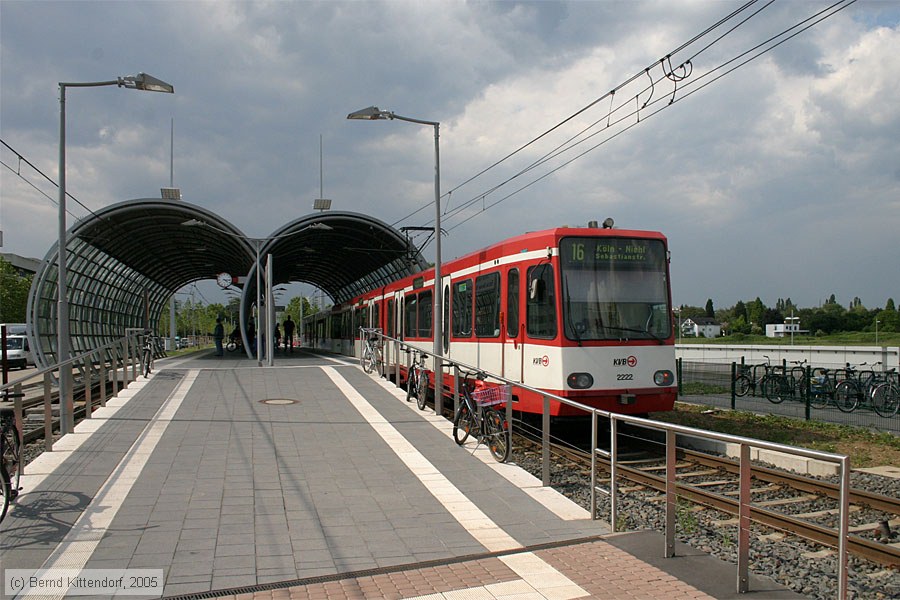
[274,323,282,354]
[213,317,225,356]
[283,315,295,353]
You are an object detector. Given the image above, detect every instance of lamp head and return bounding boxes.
[347,106,391,120]
[118,72,174,93]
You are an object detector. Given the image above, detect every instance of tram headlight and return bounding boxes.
[567,373,593,389]
[654,370,674,386]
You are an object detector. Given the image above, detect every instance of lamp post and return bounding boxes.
[876,320,880,346]
[57,73,173,434]
[786,312,800,346]
[348,106,443,414]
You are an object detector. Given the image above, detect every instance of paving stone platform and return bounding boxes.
[1,349,802,599]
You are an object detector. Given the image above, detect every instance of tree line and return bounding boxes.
[679,295,899,336]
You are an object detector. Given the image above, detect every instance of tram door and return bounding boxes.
[503,267,524,383]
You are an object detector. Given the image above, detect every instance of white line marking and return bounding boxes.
[322,367,588,599]
[28,370,200,600]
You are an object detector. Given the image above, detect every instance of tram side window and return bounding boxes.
[474,272,500,337]
[452,279,473,338]
[372,303,380,331]
[526,264,557,339]
[417,290,433,337]
[404,294,418,338]
[507,268,519,337]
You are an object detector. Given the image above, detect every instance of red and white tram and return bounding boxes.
[302,222,677,416]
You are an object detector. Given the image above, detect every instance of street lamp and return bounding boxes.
[348,106,443,412]
[876,320,881,345]
[57,72,173,434]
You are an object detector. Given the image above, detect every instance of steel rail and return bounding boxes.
[614,460,900,568]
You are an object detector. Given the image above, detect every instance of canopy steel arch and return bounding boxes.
[27,200,426,370]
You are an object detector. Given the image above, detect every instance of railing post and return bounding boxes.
[665,429,676,558]
[84,358,92,418]
[452,365,460,416]
[394,339,400,387]
[111,347,119,397]
[61,360,74,434]
[609,417,618,532]
[676,357,683,396]
[99,357,108,407]
[804,365,812,421]
[542,394,550,486]
[13,383,24,475]
[433,355,442,417]
[44,372,53,452]
[590,412,598,520]
[130,336,138,381]
[731,362,737,410]
[838,456,850,600]
[738,443,751,592]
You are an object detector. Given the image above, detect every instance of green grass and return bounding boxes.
[651,402,900,468]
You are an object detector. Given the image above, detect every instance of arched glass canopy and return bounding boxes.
[28,199,427,369]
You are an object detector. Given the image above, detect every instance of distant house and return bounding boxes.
[766,323,807,338]
[681,317,722,338]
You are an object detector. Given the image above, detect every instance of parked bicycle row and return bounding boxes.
[359,327,512,463]
[733,356,899,417]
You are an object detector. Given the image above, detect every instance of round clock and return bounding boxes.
[216,272,233,289]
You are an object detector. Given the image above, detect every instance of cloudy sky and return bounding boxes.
[1,0,898,312]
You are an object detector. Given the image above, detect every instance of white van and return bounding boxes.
[4,335,34,370]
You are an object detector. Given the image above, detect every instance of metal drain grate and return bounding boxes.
[258,398,299,405]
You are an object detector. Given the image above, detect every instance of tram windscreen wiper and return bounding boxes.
[602,325,665,344]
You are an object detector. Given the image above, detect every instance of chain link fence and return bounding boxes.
[677,359,900,435]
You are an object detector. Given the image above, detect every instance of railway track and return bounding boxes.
[515,428,900,569]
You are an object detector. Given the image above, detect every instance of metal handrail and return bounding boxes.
[364,330,850,599]
[1,331,145,459]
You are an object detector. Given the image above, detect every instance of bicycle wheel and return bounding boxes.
[226,341,237,352]
[872,383,900,418]
[484,409,511,463]
[416,371,429,411]
[375,347,385,377]
[0,463,10,523]
[453,403,475,445]
[405,367,417,403]
[362,348,376,374]
[808,385,830,410]
[735,375,751,397]
[834,381,860,413]
[142,349,152,377]
[765,375,787,404]
[0,426,20,523]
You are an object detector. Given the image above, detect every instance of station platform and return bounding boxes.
[1,349,802,599]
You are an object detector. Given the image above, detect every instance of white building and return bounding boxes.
[681,317,722,338]
[766,322,807,338]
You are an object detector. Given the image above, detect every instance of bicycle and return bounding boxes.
[359,328,384,376]
[451,370,511,463]
[405,349,429,411]
[872,369,899,418]
[225,334,243,353]
[734,356,775,398]
[1,391,24,524]
[141,333,154,378]
[832,364,880,413]
[807,367,836,410]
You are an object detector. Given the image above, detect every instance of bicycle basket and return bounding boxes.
[471,385,511,407]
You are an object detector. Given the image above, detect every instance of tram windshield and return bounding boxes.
[560,237,671,342]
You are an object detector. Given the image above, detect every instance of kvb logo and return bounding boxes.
[532,355,550,366]
[613,355,638,367]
